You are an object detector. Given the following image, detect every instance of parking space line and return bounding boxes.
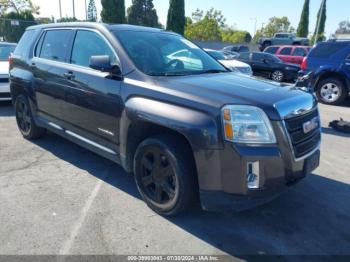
[59,166,111,255]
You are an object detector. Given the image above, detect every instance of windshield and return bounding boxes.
[114,31,227,76]
[206,50,226,60]
[0,44,16,61]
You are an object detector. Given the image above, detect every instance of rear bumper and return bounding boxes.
[0,82,11,101]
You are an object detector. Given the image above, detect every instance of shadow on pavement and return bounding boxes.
[0,101,14,117]
[322,127,350,138]
[32,132,350,257]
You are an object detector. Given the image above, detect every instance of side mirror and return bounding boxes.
[262,58,269,64]
[89,55,122,77]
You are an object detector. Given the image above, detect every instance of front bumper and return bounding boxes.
[0,82,11,101]
[197,120,321,212]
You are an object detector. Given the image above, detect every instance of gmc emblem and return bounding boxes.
[303,117,319,134]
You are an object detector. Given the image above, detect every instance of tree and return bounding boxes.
[296,0,310,37]
[222,28,252,43]
[101,0,126,24]
[166,0,185,35]
[261,17,295,37]
[185,8,226,41]
[87,0,97,22]
[336,21,350,34]
[0,0,39,15]
[57,17,79,23]
[127,0,159,28]
[313,0,327,43]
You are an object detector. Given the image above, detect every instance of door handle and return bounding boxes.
[30,62,36,69]
[63,71,75,79]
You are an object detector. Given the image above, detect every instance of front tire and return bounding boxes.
[15,94,46,139]
[316,78,348,105]
[134,135,197,216]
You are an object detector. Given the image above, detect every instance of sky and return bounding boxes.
[31,0,349,37]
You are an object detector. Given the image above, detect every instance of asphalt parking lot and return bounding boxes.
[0,100,350,259]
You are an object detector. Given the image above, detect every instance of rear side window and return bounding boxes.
[309,43,348,58]
[39,30,72,62]
[293,47,307,57]
[252,52,265,61]
[280,47,292,55]
[14,30,35,57]
[264,46,279,54]
[71,30,118,67]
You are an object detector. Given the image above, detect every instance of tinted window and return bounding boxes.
[71,30,118,67]
[264,46,279,54]
[280,47,292,55]
[0,44,16,61]
[14,30,35,57]
[275,34,288,38]
[252,52,265,61]
[309,42,348,58]
[239,46,249,52]
[39,30,72,62]
[293,47,307,57]
[115,31,226,76]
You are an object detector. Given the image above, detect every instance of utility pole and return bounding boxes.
[72,0,76,18]
[250,17,258,36]
[85,0,87,21]
[59,0,62,19]
[314,0,326,45]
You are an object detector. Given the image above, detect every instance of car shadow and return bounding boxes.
[322,127,350,138]
[0,101,14,117]
[32,132,350,257]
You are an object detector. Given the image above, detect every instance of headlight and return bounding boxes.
[222,105,276,144]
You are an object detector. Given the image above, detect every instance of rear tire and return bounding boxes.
[134,135,197,216]
[15,94,46,139]
[271,70,285,82]
[316,78,348,105]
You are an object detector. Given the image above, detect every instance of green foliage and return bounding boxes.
[336,20,350,34]
[184,8,225,41]
[101,0,126,24]
[0,0,39,15]
[184,8,251,44]
[297,0,309,37]
[87,0,97,22]
[260,17,295,37]
[56,17,79,23]
[166,0,185,35]
[222,28,252,43]
[0,10,36,42]
[313,0,327,43]
[127,0,159,28]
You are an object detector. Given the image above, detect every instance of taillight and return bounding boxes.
[8,55,13,67]
[301,57,307,71]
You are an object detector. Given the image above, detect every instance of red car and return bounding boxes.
[263,45,311,65]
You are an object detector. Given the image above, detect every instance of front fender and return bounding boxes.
[120,97,222,152]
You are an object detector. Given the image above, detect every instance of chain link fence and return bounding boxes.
[0,17,38,42]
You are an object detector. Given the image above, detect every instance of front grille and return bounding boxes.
[0,78,9,83]
[284,108,321,158]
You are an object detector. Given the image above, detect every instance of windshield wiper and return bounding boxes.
[195,69,229,74]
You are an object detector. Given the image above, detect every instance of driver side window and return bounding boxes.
[71,30,118,68]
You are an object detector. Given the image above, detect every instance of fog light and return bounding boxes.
[247,161,260,189]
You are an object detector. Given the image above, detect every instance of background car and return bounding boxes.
[223,45,250,53]
[205,49,253,76]
[0,42,16,101]
[258,33,310,51]
[299,40,350,105]
[237,52,300,82]
[264,45,311,65]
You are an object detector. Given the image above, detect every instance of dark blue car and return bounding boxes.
[300,40,350,105]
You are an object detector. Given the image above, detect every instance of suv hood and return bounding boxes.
[153,72,315,121]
